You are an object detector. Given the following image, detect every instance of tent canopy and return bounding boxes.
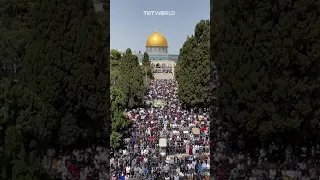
[159,138,167,147]
[192,128,200,135]
[172,130,180,134]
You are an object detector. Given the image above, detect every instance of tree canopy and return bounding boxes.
[109,48,146,149]
[175,20,210,108]
[0,0,108,178]
[21,0,108,146]
[142,52,150,66]
[213,0,320,142]
[142,52,153,79]
[0,0,33,78]
[117,49,146,108]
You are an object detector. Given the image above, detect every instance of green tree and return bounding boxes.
[0,79,56,179]
[110,49,122,69]
[142,52,150,66]
[110,49,122,87]
[117,48,146,108]
[175,20,210,108]
[0,1,58,178]
[213,0,320,141]
[0,0,109,178]
[141,52,153,79]
[110,51,131,149]
[110,131,122,150]
[96,1,109,54]
[0,0,33,78]
[21,0,108,147]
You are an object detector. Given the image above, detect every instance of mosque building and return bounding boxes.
[136,30,179,79]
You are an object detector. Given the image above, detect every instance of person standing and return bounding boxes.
[119,173,125,180]
[189,145,193,155]
[186,144,189,154]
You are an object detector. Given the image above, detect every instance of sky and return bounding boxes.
[110,0,210,54]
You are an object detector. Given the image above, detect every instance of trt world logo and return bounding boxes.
[143,11,175,16]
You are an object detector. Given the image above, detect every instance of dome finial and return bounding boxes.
[156,28,158,32]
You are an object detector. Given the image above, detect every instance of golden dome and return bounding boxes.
[146,32,168,47]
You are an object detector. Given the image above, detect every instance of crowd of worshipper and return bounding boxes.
[48,145,109,180]
[209,102,320,180]
[110,79,211,180]
[44,78,320,180]
[211,130,320,180]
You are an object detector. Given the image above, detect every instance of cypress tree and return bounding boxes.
[176,20,210,108]
[214,0,320,141]
[0,0,32,78]
[21,0,108,146]
[142,52,153,79]
[142,52,150,66]
[117,48,145,108]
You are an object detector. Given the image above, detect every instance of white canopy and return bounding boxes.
[159,138,167,147]
[172,130,180,134]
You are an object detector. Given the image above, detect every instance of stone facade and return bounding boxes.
[137,53,177,79]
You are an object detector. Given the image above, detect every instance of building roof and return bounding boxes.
[146,32,168,47]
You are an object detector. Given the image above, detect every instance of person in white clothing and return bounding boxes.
[126,166,131,175]
[269,168,276,180]
[192,145,196,155]
[125,174,130,180]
